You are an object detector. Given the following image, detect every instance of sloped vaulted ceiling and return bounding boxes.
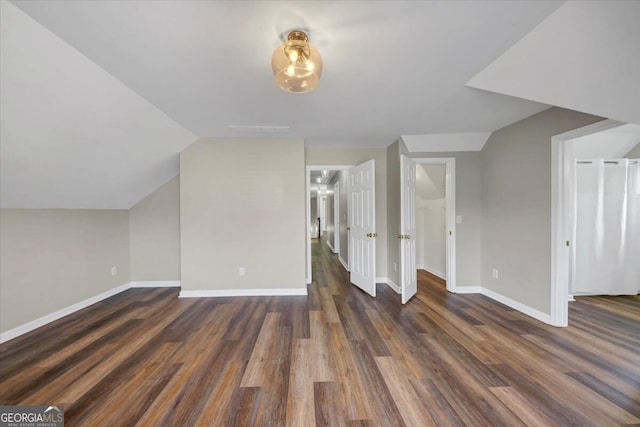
[2,1,637,209]
[0,2,197,209]
[467,1,640,125]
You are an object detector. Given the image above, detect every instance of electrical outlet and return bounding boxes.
[239,267,245,276]
[394,263,397,272]
[492,268,499,279]
[111,266,117,276]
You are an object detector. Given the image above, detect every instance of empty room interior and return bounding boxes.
[1,1,639,425]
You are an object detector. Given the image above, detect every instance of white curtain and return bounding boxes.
[572,159,640,295]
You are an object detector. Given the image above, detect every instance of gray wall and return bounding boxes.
[181,138,306,292]
[306,147,388,278]
[386,141,401,286]
[129,176,180,281]
[0,209,130,333]
[481,107,603,313]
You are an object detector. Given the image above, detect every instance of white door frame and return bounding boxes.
[414,158,457,293]
[334,181,340,255]
[550,119,622,327]
[306,165,353,284]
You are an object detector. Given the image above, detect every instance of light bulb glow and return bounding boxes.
[271,30,322,93]
[289,50,299,63]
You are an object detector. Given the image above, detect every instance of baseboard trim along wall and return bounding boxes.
[326,241,335,253]
[179,288,308,298]
[455,286,482,294]
[1,282,131,344]
[418,265,446,280]
[480,288,551,324]
[130,280,181,288]
[338,255,349,272]
[1,281,184,344]
[382,277,401,294]
[2,278,553,344]
[455,287,551,325]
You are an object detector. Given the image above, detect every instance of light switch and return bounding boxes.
[456,215,462,224]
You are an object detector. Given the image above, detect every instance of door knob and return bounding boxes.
[367,232,378,238]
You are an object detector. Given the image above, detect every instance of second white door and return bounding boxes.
[400,155,417,303]
[349,159,376,296]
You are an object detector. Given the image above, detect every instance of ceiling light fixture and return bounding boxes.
[272,30,322,93]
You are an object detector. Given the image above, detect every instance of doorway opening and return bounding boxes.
[551,119,639,326]
[415,158,456,294]
[400,156,456,303]
[306,165,352,284]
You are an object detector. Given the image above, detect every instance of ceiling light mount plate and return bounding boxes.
[277,28,311,43]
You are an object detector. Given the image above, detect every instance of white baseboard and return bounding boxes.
[130,280,181,288]
[480,287,551,325]
[327,241,335,253]
[384,278,401,294]
[455,286,482,294]
[179,288,308,298]
[568,294,576,302]
[0,282,130,344]
[443,285,552,325]
[338,255,349,272]
[418,265,446,280]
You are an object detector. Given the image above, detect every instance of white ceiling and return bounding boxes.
[1,2,196,209]
[2,1,638,209]
[467,1,640,125]
[402,132,492,153]
[571,123,640,159]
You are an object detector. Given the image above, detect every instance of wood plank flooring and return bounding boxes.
[1,238,639,426]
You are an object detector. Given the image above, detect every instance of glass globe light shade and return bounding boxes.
[272,31,322,93]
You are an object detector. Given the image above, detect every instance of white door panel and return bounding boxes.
[349,159,376,296]
[401,155,417,304]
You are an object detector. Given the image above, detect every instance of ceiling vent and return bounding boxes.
[229,125,290,134]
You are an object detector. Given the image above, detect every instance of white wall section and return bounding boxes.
[181,138,306,293]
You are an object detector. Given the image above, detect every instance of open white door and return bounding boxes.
[349,159,376,296]
[400,155,417,303]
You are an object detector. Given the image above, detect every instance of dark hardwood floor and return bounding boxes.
[1,238,639,426]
